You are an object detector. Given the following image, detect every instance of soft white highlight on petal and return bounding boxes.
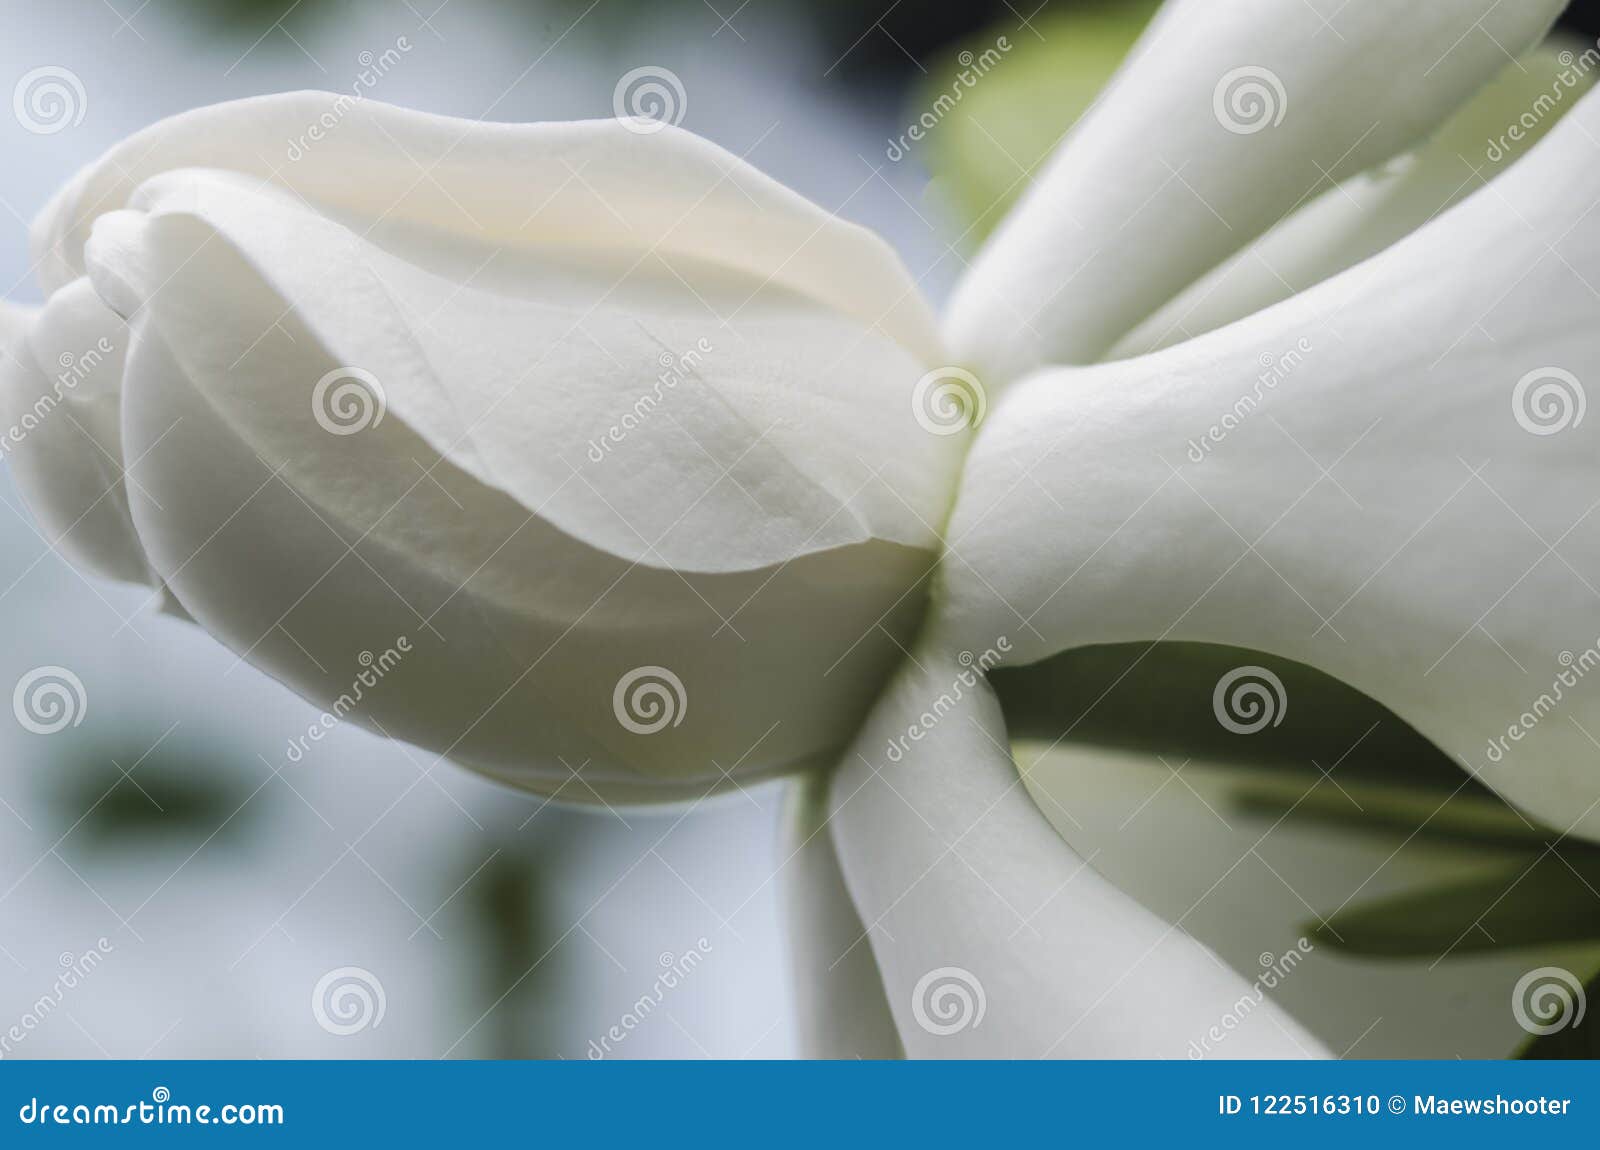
[90,168,955,572]
[940,87,1600,839]
[828,653,1327,1058]
[1113,40,1595,357]
[944,0,1565,381]
[780,772,902,1059]
[34,92,941,363]
[109,273,931,800]
[0,278,148,585]
[8,93,963,801]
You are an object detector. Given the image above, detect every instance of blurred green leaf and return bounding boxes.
[1308,851,1600,958]
[914,0,1158,244]
[42,740,262,851]
[993,642,1476,793]
[472,848,553,1059]
[1232,777,1552,851]
[467,820,582,1059]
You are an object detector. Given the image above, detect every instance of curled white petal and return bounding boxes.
[15,93,959,802]
[939,85,1600,839]
[945,0,1565,380]
[828,654,1327,1058]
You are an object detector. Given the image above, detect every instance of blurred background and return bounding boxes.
[2,0,1600,1059]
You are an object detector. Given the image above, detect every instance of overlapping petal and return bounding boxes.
[944,0,1566,381]
[92,168,955,574]
[938,84,1600,840]
[7,93,965,800]
[4,2,1587,1060]
[0,278,147,584]
[780,772,903,1059]
[35,93,941,362]
[826,652,1327,1058]
[1113,39,1596,356]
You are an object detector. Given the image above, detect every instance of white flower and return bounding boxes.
[5,95,961,802]
[2,0,1586,1057]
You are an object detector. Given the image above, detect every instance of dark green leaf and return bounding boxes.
[993,641,1478,793]
[1231,777,1554,851]
[1308,851,1600,958]
[41,739,265,851]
